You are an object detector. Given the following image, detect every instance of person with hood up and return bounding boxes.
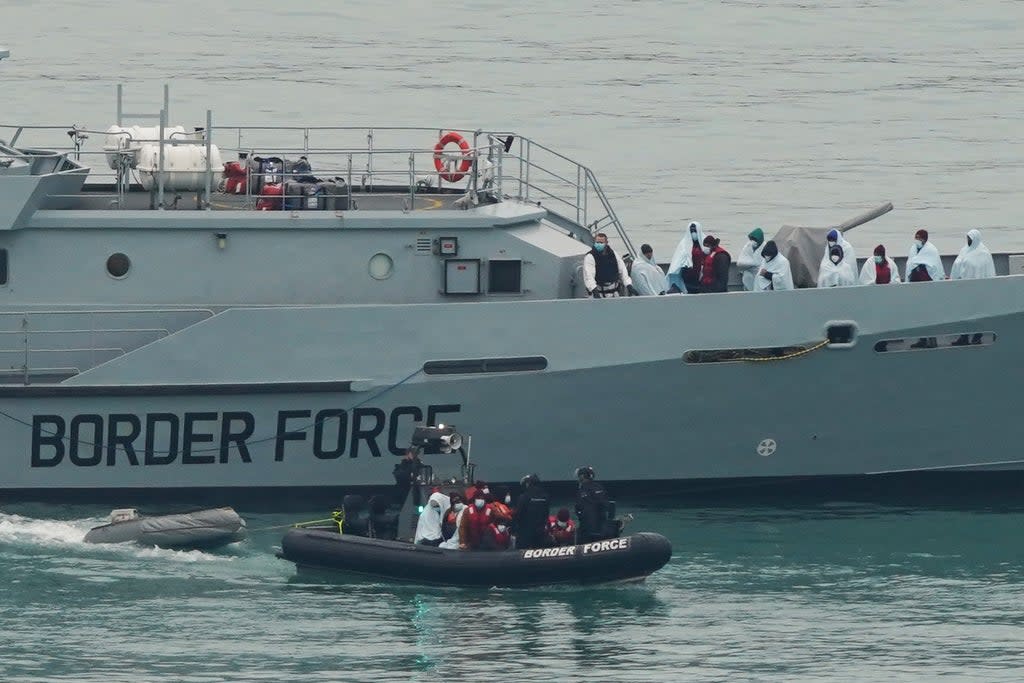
[859,245,901,285]
[950,229,996,346]
[951,229,995,280]
[414,491,450,546]
[817,244,857,288]
[630,243,669,295]
[736,228,765,291]
[582,232,636,298]
[906,229,945,282]
[818,229,857,287]
[666,221,705,293]
[754,240,794,291]
[698,235,732,293]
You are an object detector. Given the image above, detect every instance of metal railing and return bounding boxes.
[0,85,634,254]
[0,308,213,385]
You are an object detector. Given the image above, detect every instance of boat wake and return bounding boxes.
[0,511,232,563]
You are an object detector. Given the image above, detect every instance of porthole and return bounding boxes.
[106,252,131,279]
[368,252,394,280]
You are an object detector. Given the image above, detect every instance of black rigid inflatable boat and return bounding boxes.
[277,424,673,587]
[280,528,672,587]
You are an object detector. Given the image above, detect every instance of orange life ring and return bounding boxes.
[433,132,472,182]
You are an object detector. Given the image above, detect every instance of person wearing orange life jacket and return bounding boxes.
[486,486,514,525]
[479,519,512,551]
[439,493,465,549]
[459,489,492,550]
[547,508,576,547]
[698,235,731,293]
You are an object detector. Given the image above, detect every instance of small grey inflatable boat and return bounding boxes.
[84,507,246,549]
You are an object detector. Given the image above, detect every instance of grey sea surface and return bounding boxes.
[2,0,1022,258]
[2,2,1024,680]
[2,502,1024,682]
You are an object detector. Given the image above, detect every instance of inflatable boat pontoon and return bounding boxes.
[84,507,246,549]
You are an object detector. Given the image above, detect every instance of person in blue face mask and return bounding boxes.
[582,232,636,298]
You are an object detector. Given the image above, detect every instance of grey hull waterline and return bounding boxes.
[83,507,246,549]
[2,82,1024,501]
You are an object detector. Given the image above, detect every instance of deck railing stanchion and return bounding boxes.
[157,108,166,210]
[204,110,213,210]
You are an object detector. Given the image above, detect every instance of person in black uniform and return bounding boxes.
[391,447,423,506]
[512,474,550,549]
[574,465,618,543]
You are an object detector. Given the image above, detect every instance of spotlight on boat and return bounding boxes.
[411,424,463,454]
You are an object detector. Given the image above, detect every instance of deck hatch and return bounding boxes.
[423,356,548,375]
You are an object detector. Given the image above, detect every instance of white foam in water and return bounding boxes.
[0,511,97,548]
[0,511,233,563]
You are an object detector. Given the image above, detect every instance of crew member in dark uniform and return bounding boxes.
[582,232,638,298]
[391,447,423,506]
[574,465,617,543]
[513,473,550,549]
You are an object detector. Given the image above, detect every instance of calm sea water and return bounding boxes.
[3,1,1024,680]
[2,501,1024,682]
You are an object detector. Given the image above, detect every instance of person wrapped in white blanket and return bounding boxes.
[859,244,901,285]
[950,229,996,346]
[754,240,794,292]
[817,229,857,287]
[630,243,669,295]
[817,244,857,287]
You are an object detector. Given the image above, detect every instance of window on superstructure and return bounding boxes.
[0,249,7,285]
[488,260,522,294]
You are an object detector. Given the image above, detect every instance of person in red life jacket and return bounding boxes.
[547,508,576,547]
[464,480,489,503]
[459,490,492,550]
[582,232,637,298]
[479,519,512,551]
[698,235,732,293]
[487,486,514,525]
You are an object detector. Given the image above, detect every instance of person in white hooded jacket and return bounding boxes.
[754,240,794,291]
[414,491,450,546]
[736,227,766,291]
[666,221,705,293]
[817,244,857,287]
[950,229,996,280]
[817,229,857,287]
[630,243,669,295]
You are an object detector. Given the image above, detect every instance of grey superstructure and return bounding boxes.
[0,85,1021,501]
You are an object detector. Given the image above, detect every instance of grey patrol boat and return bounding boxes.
[0,76,1021,502]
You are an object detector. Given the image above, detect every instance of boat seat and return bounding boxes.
[341,495,370,536]
[367,495,399,540]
